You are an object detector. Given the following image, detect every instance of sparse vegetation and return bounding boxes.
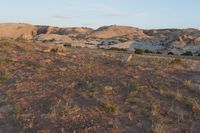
[13,105,23,119]
[99,101,119,113]
[181,51,193,56]
[49,96,79,119]
[109,47,127,51]
[50,46,67,53]
[152,121,168,133]
[169,58,182,65]
[156,51,161,54]
[135,48,144,55]
[63,43,72,47]
[0,40,200,132]
[185,98,200,116]
[144,49,153,53]
[0,77,6,83]
[168,52,174,55]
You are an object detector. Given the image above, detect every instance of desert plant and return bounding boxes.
[50,46,66,53]
[0,40,13,47]
[13,105,23,119]
[49,96,79,119]
[99,102,119,113]
[156,51,162,54]
[151,101,161,117]
[74,81,100,91]
[63,43,72,47]
[109,47,127,51]
[0,77,6,83]
[135,48,144,55]
[168,52,174,55]
[144,49,153,53]
[169,58,182,65]
[0,59,13,67]
[152,121,168,133]
[181,51,193,56]
[185,98,200,116]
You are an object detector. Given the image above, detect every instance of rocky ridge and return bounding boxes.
[0,23,200,56]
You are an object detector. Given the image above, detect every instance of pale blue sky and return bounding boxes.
[0,0,199,29]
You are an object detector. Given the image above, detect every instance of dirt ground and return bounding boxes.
[0,40,200,133]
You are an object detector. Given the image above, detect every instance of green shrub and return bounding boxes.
[181,51,193,56]
[63,43,72,47]
[144,49,153,53]
[168,52,174,55]
[0,77,6,83]
[135,49,144,55]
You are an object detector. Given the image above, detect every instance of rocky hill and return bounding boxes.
[0,23,200,56]
[0,23,37,40]
[85,25,146,39]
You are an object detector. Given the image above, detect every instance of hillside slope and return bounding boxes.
[0,40,200,132]
[0,23,37,40]
[86,25,146,39]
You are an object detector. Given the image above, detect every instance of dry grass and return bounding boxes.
[0,40,200,132]
[152,121,168,133]
[186,98,200,116]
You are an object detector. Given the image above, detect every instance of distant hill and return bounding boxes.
[85,25,146,39]
[0,23,37,40]
[0,23,200,56]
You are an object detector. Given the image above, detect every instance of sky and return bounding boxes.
[0,0,200,29]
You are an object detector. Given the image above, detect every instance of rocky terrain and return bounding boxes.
[0,23,37,40]
[0,39,200,133]
[0,22,200,133]
[0,23,200,56]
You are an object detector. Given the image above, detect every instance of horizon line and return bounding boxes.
[0,22,199,30]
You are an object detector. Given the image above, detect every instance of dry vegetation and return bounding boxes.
[0,40,200,133]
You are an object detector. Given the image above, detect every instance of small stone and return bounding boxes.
[43,49,51,53]
[127,54,134,62]
[104,86,113,91]
[108,121,114,126]
[128,112,134,121]
[59,67,67,71]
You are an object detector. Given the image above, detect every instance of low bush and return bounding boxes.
[109,47,127,51]
[170,58,182,65]
[63,43,72,47]
[0,77,6,83]
[50,46,66,53]
[144,49,153,53]
[181,51,193,56]
[135,49,144,55]
[168,52,174,55]
[99,102,119,113]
